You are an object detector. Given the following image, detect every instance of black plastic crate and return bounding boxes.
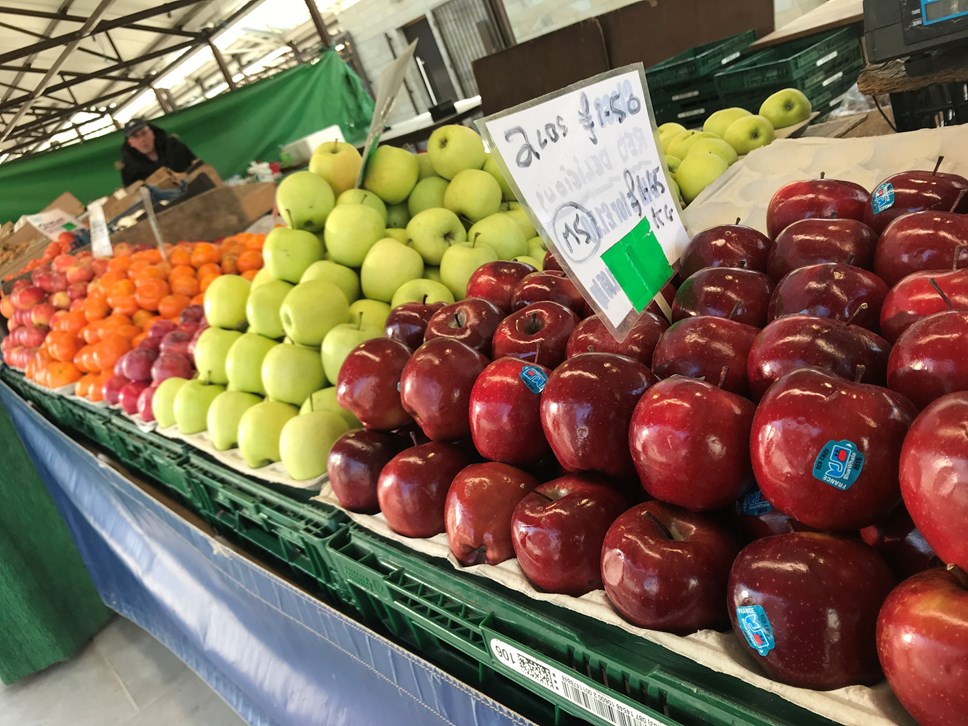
[891,82,968,131]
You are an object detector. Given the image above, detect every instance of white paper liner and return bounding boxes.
[313,483,914,726]
[21,374,75,397]
[156,424,323,491]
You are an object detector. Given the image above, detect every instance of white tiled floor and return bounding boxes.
[0,616,245,726]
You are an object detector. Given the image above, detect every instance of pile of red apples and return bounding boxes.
[328,161,968,725]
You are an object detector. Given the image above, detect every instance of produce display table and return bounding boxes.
[0,382,529,726]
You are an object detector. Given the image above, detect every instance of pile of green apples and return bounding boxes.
[661,87,812,205]
[149,124,547,481]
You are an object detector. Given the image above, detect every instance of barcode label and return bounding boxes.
[816,50,839,67]
[822,71,844,87]
[671,90,699,101]
[721,51,741,65]
[489,638,669,726]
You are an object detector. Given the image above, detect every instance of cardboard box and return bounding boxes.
[101,164,224,224]
[0,191,85,255]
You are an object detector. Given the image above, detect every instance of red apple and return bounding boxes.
[49,291,71,310]
[899,392,968,570]
[137,384,157,422]
[672,267,774,328]
[30,302,56,328]
[490,300,579,368]
[888,311,968,409]
[874,211,968,286]
[540,352,657,478]
[65,263,94,284]
[444,462,539,566]
[150,352,194,383]
[423,298,504,356]
[881,269,968,343]
[179,304,205,324]
[864,167,968,235]
[766,177,869,240]
[11,285,45,310]
[148,319,178,339]
[511,270,586,315]
[730,487,812,543]
[565,310,667,367]
[328,429,405,514]
[159,330,192,357]
[511,474,627,595]
[601,501,738,633]
[860,506,939,580]
[767,218,877,281]
[728,532,895,689]
[767,262,888,332]
[542,250,562,272]
[876,566,968,726]
[465,260,537,313]
[677,224,772,279]
[751,367,917,531]
[117,347,159,382]
[67,281,88,301]
[18,325,48,349]
[103,374,130,406]
[336,338,413,431]
[385,299,445,350]
[119,380,149,416]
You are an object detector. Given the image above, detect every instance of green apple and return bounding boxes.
[503,202,536,239]
[511,255,542,270]
[759,88,812,129]
[668,176,684,207]
[390,278,454,308]
[527,235,546,251]
[668,131,720,160]
[676,151,730,204]
[348,299,391,329]
[207,390,262,450]
[424,266,441,283]
[323,204,386,268]
[444,169,502,223]
[263,227,324,283]
[320,320,383,383]
[203,274,250,331]
[262,342,326,405]
[703,107,752,138]
[384,228,408,243]
[249,267,275,289]
[467,213,527,260]
[300,386,361,428]
[527,237,546,261]
[280,411,349,480]
[483,153,516,202]
[308,140,362,197]
[406,208,466,265]
[407,176,449,216]
[336,188,387,222]
[245,278,293,339]
[279,279,350,346]
[363,145,419,204]
[225,333,277,395]
[665,155,682,174]
[276,171,335,233]
[360,238,425,302]
[686,137,738,166]
[386,202,409,229]
[427,124,486,179]
[152,377,189,428]
[194,327,242,385]
[723,114,775,155]
[237,400,298,468]
[416,153,436,180]
[173,380,225,435]
[658,122,687,149]
[440,240,498,300]
[300,260,360,303]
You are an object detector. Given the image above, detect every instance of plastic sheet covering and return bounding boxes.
[0,384,531,726]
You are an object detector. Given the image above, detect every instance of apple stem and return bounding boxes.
[454,311,462,327]
[819,171,826,180]
[954,245,967,272]
[844,301,869,327]
[949,189,967,214]
[727,300,742,321]
[735,217,741,225]
[929,278,954,310]
[846,253,855,266]
[534,490,556,503]
[533,341,542,366]
[854,364,867,383]
[933,155,944,175]
[738,258,748,269]
[717,366,729,389]
[643,510,675,541]
[948,564,968,590]
[285,208,294,227]
[357,312,364,330]
[409,431,419,447]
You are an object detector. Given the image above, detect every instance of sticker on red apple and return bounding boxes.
[520,365,548,394]
[737,488,773,516]
[871,182,895,214]
[736,604,775,656]
[813,439,864,490]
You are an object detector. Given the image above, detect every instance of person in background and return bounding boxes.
[118,118,198,187]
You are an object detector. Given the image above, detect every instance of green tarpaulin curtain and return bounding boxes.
[0,50,374,223]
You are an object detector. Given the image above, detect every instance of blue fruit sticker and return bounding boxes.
[813,439,864,490]
[737,605,775,657]
[738,488,773,516]
[519,365,548,394]
[871,182,895,214]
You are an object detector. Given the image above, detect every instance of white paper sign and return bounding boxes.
[480,65,688,337]
[87,201,112,258]
[21,208,82,241]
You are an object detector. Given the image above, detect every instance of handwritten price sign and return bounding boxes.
[480,65,689,338]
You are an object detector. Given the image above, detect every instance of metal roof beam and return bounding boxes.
[0,6,86,22]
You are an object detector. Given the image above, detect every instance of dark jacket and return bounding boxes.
[119,125,198,187]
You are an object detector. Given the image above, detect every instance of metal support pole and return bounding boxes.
[303,0,331,47]
[207,37,237,90]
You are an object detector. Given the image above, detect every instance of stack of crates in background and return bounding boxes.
[646,30,758,127]
[713,27,863,121]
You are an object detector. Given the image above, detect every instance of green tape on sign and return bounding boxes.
[601,216,673,312]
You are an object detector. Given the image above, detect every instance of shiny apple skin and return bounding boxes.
[601,501,738,633]
[672,267,774,328]
[678,224,772,279]
[880,268,968,344]
[628,377,755,511]
[510,475,627,596]
[423,298,504,356]
[444,462,540,566]
[468,357,552,466]
[746,314,890,401]
[465,261,537,314]
[730,488,814,543]
[327,429,405,513]
[859,506,940,580]
[651,316,758,397]
[565,311,667,367]
[511,270,585,315]
[376,442,472,538]
[540,352,657,478]
[874,211,968,287]
[490,301,579,368]
[728,532,895,690]
[876,567,968,726]
[887,311,968,410]
[385,301,445,350]
[766,178,869,240]
[864,170,968,235]
[899,392,968,570]
[767,218,877,281]
[751,367,918,531]
[400,338,489,442]
[336,338,413,431]
[767,262,888,332]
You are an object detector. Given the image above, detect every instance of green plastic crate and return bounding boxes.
[106,417,198,507]
[325,525,838,726]
[647,30,757,91]
[714,28,859,97]
[67,400,116,450]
